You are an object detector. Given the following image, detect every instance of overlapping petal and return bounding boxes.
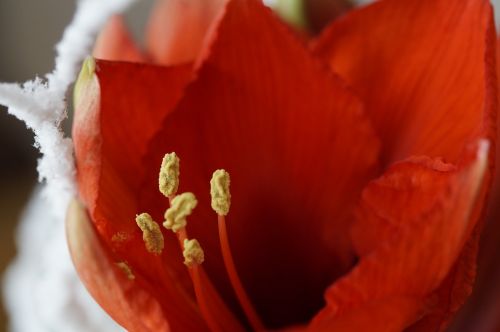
[312,0,497,329]
[310,141,490,331]
[313,0,496,165]
[444,36,500,332]
[66,199,170,332]
[71,0,499,330]
[72,57,247,331]
[138,0,380,327]
[74,0,380,328]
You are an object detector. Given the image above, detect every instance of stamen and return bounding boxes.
[190,265,222,332]
[150,157,244,331]
[178,232,220,331]
[163,192,197,232]
[210,169,231,216]
[115,261,135,280]
[158,188,221,332]
[159,152,180,198]
[210,170,265,331]
[135,213,164,255]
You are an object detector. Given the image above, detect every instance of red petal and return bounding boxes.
[145,0,226,65]
[140,0,380,327]
[351,156,456,256]
[73,58,245,331]
[66,199,169,331]
[73,59,191,233]
[406,15,499,331]
[405,228,480,331]
[72,60,210,330]
[312,0,496,165]
[438,36,500,332]
[93,15,146,62]
[310,140,490,331]
[310,297,426,332]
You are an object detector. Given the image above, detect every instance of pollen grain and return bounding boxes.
[115,261,135,280]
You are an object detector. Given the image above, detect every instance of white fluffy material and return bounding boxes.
[0,0,137,217]
[1,0,135,331]
[3,188,124,332]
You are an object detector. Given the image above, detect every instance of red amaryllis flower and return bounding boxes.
[67,0,498,331]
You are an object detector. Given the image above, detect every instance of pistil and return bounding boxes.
[211,170,265,331]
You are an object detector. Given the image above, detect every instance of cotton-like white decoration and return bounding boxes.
[3,188,124,332]
[1,0,136,330]
[0,0,137,217]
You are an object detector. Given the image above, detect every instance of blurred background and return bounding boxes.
[0,0,499,331]
[0,1,155,330]
[0,1,74,329]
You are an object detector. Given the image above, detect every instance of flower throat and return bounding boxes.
[135,152,264,331]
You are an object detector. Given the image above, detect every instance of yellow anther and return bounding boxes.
[115,262,135,280]
[135,213,164,255]
[210,169,231,216]
[159,152,180,197]
[183,238,204,266]
[164,192,198,232]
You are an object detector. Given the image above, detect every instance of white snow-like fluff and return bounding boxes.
[3,188,124,332]
[1,0,136,331]
[0,0,137,217]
